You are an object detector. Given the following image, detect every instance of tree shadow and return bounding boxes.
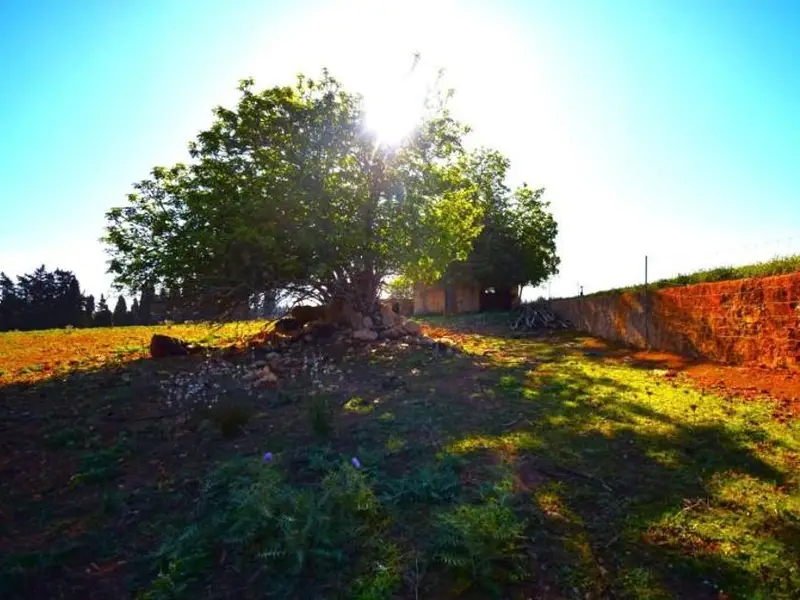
[0,327,796,599]
[343,330,795,598]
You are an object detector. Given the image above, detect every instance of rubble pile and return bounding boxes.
[150,302,432,396]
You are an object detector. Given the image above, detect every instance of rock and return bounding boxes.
[353,329,379,342]
[402,319,422,335]
[380,304,403,327]
[362,316,374,330]
[303,334,314,343]
[380,327,404,340]
[349,310,365,330]
[266,352,280,361]
[150,334,192,358]
[255,366,278,384]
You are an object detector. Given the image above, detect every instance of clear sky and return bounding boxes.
[1,0,798,300]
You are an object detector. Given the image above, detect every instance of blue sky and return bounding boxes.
[1,0,798,300]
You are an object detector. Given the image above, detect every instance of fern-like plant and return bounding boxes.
[147,458,386,598]
[431,500,529,595]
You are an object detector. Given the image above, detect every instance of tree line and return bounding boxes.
[0,265,156,332]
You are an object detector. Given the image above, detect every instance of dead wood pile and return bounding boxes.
[510,302,571,333]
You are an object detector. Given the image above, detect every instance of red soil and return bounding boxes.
[580,338,800,420]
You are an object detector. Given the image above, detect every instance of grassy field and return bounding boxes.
[0,317,798,599]
[587,254,800,296]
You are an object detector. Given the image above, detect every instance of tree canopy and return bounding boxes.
[104,70,558,313]
[448,150,559,290]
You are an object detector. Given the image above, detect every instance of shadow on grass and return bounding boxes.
[0,327,796,599]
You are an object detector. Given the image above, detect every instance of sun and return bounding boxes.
[362,68,429,146]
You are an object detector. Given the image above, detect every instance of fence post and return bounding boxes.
[644,255,650,349]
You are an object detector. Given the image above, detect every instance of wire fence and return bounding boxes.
[523,234,800,356]
[646,235,800,287]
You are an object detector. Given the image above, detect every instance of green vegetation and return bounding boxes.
[2,317,797,599]
[104,70,558,315]
[591,254,800,296]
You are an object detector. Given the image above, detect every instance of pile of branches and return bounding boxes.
[510,302,571,333]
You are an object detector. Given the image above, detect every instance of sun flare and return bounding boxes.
[362,70,429,145]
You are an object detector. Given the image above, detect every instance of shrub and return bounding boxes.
[310,394,334,437]
[148,458,385,598]
[431,500,528,594]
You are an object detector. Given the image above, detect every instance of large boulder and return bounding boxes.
[402,319,422,335]
[380,303,403,327]
[150,334,194,358]
[362,316,374,330]
[353,329,379,342]
[380,327,405,340]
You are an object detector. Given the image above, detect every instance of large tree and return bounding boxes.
[448,150,559,297]
[104,70,556,314]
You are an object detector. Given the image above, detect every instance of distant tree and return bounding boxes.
[112,296,128,326]
[4,266,87,330]
[130,297,140,325]
[94,294,112,327]
[54,269,85,327]
[0,272,20,331]
[84,294,96,327]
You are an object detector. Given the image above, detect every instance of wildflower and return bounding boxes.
[351,457,361,469]
[263,452,273,463]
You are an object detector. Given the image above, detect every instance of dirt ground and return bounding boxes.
[579,337,800,420]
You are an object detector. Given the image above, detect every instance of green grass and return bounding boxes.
[1,316,798,599]
[589,253,800,296]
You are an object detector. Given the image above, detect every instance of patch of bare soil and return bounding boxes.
[578,337,800,419]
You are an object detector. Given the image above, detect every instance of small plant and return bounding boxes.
[379,456,464,506]
[431,500,528,594]
[69,434,132,486]
[202,401,252,438]
[344,396,374,415]
[310,394,334,437]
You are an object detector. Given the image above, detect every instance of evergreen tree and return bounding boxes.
[112,296,128,326]
[0,266,91,331]
[0,272,20,331]
[130,297,140,325]
[94,294,112,327]
[84,294,95,327]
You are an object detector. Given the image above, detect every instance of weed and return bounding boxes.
[432,499,528,595]
[344,396,374,415]
[310,394,334,437]
[69,434,132,486]
[201,402,252,438]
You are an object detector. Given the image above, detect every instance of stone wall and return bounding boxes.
[551,272,800,369]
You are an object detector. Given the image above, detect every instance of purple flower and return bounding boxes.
[263,452,273,463]
[351,457,361,469]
